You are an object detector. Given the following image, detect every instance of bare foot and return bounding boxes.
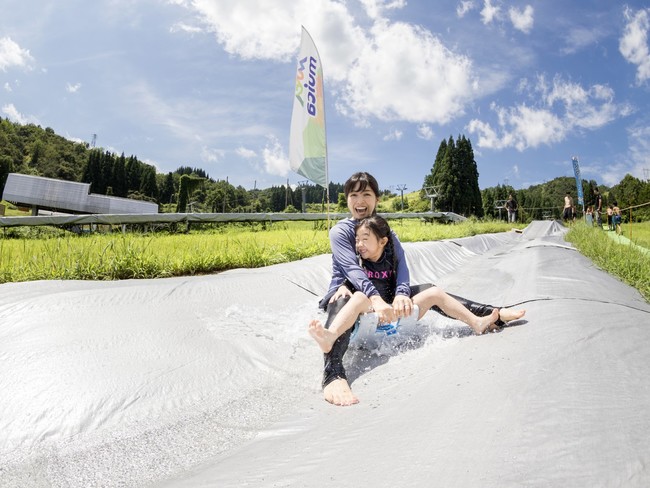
[308,319,337,353]
[323,378,359,406]
[471,308,500,335]
[499,308,526,322]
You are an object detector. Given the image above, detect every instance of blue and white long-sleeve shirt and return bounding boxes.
[320,218,411,308]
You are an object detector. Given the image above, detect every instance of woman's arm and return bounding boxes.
[330,222,397,321]
[391,231,411,297]
[329,221,379,298]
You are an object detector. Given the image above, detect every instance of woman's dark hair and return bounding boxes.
[344,172,380,198]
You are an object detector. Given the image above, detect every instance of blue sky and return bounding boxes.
[1,0,650,194]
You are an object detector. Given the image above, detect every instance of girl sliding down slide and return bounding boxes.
[310,172,525,406]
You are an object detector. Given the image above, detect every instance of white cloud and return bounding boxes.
[456,1,475,18]
[200,146,225,162]
[177,1,481,127]
[176,0,366,83]
[359,0,407,20]
[417,124,434,140]
[561,26,605,55]
[178,1,297,61]
[467,75,631,151]
[619,7,650,85]
[468,104,565,151]
[4,82,11,92]
[2,103,39,125]
[509,5,534,34]
[0,37,34,71]
[66,82,82,93]
[626,124,650,182]
[236,146,257,159]
[170,22,203,34]
[262,135,290,176]
[480,0,500,25]
[339,21,479,124]
[383,128,403,141]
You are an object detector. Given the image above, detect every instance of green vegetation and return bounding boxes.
[2,119,649,221]
[621,217,650,250]
[0,219,515,283]
[2,216,648,303]
[422,135,483,216]
[566,222,650,302]
[2,120,649,301]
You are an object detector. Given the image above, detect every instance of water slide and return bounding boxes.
[1,221,649,487]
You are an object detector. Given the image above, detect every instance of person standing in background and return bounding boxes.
[593,188,603,228]
[607,205,614,231]
[563,193,573,223]
[504,194,518,223]
[613,202,622,235]
[585,206,594,226]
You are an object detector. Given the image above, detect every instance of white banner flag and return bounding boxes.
[289,26,328,189]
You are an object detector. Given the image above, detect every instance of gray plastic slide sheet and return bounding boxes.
[1,221,649,487]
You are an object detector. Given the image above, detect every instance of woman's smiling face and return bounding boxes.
[347,184,378,220]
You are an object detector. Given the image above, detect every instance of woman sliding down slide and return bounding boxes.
[310,172,525,406]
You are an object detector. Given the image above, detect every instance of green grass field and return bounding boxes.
[0,219,516,283]
[620,220,650,250]
[566,221,650,301]
[2,210,648,303]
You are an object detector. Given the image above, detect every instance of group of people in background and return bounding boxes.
[588,188,622,232]
[485,187,625,231]
[571,187,623,234]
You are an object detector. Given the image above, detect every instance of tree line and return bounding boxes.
[1,118,648,220]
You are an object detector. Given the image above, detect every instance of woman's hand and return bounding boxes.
[328,285,352,303]
[370,296,395,324]
[392,295,413,319]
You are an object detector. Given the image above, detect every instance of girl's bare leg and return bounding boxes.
[309,292,370,353]
[413,287,500,335]
[499,308,526,322]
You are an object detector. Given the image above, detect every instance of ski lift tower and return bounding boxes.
[297,180,309,213]
[423,185,440,212]
[495,199,507,221]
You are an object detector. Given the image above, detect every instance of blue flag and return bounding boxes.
[571,157,584,206]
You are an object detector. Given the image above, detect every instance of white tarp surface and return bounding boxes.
[1,221,649,487]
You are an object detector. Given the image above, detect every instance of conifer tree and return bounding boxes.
[160,172,176,204]
[140,166,159,200]
[423,135,483,217]
[112,153,127,197]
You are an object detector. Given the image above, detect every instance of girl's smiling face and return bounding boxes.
[355,225,388,262]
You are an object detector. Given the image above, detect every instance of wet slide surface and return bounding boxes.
[1,221,649,487]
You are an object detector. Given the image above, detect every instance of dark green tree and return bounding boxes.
[176,175,204,212]
[112,153,127,197]
[140,165,159,200]
[423,135,485,216]
[125,156,141,194]
[82,149,103,193]
[160,172,176,204]
[0,155,13,196]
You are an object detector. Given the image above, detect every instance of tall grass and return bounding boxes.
[566,222,650,302]
[0,219,514,283]
[6,218,647,304]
